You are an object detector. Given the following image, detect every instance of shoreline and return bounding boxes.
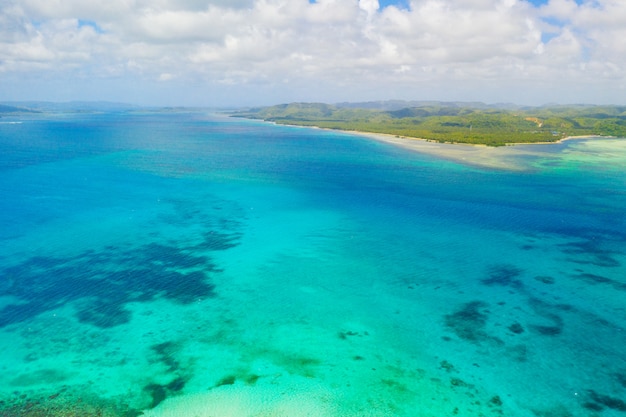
[345,130,534,170]
[348,131,605,171]
[333,127,603,148]
[258,117,605,148]
[239,117,612,170]
[311,127,606,171]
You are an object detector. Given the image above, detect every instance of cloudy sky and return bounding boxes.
[1,0,625,106]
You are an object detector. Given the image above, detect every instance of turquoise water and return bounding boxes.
[0,111,625,416]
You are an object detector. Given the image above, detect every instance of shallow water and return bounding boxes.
[0,110,625,416]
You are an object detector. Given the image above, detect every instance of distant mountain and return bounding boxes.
[0,104,40,114]
[1,101,139,112]
[333,100,523,111]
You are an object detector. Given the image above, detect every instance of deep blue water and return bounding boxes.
[0,111,625,416]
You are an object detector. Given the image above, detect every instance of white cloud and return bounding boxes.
[359,0,380,17]
[158,72,175,81]
[0,0,625,105]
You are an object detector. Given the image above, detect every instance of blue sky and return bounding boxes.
[0,0,624,106]
[379,0,410,9]
[380,1,555,9]
[314,0,409,7]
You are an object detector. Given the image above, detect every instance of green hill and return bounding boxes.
[232,102,626,146]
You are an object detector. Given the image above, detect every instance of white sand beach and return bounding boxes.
[348,131,605,170]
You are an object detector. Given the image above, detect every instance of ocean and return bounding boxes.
[0,110,625,417]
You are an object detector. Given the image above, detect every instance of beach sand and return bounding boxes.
[347,131,601,171]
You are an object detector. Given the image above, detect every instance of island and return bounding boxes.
[231,101,626,146]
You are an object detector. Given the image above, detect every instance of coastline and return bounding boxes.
[338,130,606,171]
[237,116,609,170]
[346,130,532,170]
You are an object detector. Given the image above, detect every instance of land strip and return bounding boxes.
[231,101,626,147]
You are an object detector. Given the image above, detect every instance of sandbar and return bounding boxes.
[347,131,602,171]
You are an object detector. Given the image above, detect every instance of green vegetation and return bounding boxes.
[231,102,626,146]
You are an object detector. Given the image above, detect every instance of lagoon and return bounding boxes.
[0,110,625,416]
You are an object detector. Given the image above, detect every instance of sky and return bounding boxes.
[1,0,625,107]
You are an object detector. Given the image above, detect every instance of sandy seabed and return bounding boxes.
[350,132,602,171]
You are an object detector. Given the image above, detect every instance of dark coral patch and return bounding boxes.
[560,238,622,268]
[144,383,168,409]
[0,225,238,328]
[444,301,491,343]
[586,390,626,412]
[508,323,524,334]
[76,299,133,329]
[577,273,614,285]
[489,395,503,407]
[481,265,524,290]
[196,230,242,251]
[534,275,555,285]
[244,374,260,385]
[215,375,237,387]
[450,377,473,388]
[166,377,187,392]
[582,402,604,412]
[144,376,188,409]
[151,341,181,372]
[142,243,209,269]
[527,298,565,337]
[532,325,562,336]
[572,272,626,292]
[439,360,456,373]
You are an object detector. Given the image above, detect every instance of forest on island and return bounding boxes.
[231,102,626,146]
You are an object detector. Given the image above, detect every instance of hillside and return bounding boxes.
[232,102,626,146]
[0,104,39,114]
